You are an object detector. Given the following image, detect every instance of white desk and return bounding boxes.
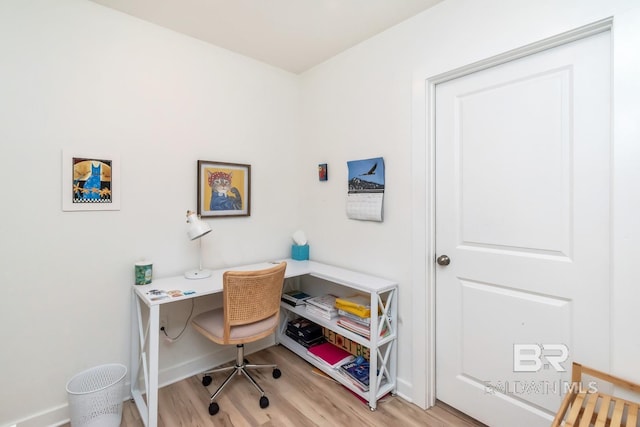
[130,259,397,426]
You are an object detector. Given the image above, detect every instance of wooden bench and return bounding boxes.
[552,362,640,427]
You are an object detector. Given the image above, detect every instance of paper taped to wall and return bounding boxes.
[345,193,383,221]
[346,157,384,222]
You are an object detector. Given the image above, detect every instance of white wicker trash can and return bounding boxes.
[66,363,127,427]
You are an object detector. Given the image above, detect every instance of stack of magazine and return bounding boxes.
[281,289,312,307]
[306,342,354,368]
[335,294,388,339]
[305,294,338,319]
[338,358,371,391]
[285,317,324,348]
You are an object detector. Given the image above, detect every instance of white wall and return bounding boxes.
[299,0,640,409]
[0,0,300,425]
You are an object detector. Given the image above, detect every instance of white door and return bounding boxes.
[435,31,611,426]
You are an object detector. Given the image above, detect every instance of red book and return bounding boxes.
[307,342,355,368]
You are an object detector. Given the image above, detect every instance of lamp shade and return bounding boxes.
[186,210,211,240]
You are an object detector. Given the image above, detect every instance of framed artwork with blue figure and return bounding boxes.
[197,160,251,218]
[62,150,121,211]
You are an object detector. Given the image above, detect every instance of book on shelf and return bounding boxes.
[306,294,337,310]
[322,328,371,360]
[306,303,338,319]
[337,309,372,325]
[286,317,323,340]
[337,316,389,339]
[335,293,372,318]
[281,290,312,306]
[337,317,370,337]
[306,342,355,369]
[285,329,326,348]
[305,294,338,319]
[338,359,371,391]
[335,369,368,392]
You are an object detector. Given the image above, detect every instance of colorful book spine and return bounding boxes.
[337,317,390,339]
[337,317,371,337]
[337,309,371,325]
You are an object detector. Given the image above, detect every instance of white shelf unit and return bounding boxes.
[276,264,397,410]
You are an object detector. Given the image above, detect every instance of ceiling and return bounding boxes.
[89,0,444,74]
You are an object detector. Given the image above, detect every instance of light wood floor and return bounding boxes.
[114,345,486,426]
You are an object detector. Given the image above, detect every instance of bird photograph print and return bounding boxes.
[346,157,385,222]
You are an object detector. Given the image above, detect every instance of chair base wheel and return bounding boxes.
[209,402,219,415]
[273,368,281,379]
[260,396,269,408]
[202,375,212,387]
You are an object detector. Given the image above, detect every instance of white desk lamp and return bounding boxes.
[185,210,212,279]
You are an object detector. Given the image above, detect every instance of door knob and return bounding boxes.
[436,255,450,266]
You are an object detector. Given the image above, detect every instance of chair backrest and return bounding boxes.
[221,262,287,343]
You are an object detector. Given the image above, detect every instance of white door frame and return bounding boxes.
[410,17,613,410]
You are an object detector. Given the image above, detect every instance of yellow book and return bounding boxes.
[335,294,371,318]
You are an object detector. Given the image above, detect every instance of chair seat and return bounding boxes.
[552,363,640,427]
[560,390,639,427]
[192,307,279,344]
[190,261,286,416]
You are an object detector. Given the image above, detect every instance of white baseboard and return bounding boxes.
[9,403,68,427]
[12,340,274,427]
[394,376,417,405]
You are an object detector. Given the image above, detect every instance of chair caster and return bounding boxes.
[273,368,281,379]
[260,396,269,408]
[202,375,212,387]
[209,402,219,415]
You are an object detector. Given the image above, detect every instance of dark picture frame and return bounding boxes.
[197,160,251,218]
[318,163,328,181]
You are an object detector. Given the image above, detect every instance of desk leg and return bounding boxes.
[130,291,143,423]
[147,304,159,427]
[130,292,159,427]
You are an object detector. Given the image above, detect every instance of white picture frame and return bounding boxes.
[61,150,121,211]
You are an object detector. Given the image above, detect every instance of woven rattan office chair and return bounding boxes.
[552,362,640,427]
[191,262,286,416]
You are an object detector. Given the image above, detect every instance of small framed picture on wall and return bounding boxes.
[197,160,251,218]
[61,150,121,211]
[319,163,328,181]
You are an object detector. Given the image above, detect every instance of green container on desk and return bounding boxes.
[291,244,309,260]
[135,262,153,285]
